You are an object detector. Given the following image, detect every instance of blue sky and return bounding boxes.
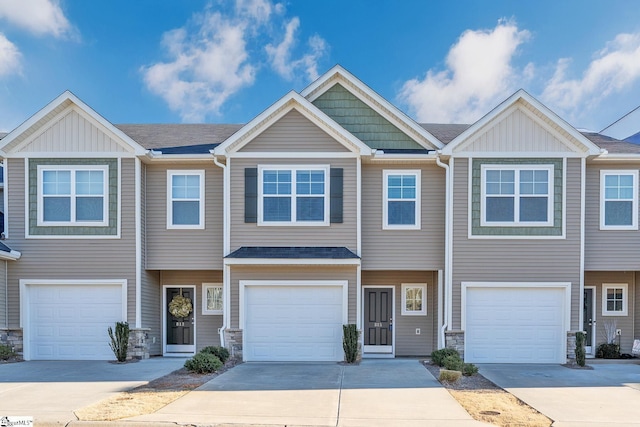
[1,0,640,134]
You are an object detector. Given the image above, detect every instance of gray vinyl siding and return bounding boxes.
[161,270,224,351]
[585,162,640,270]
[5,158,137,326]
[636,272,640,349]
[229,266,357,328]
[450,157,582,330]
[0,260,6,328]
[361,163,445,270]
[145,163,223,269]
[362,270,438,356]
[141,270,161,355]
[238,110,350,152]
[585,271,636,354]
[230,157,357,250]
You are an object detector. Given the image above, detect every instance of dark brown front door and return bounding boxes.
[166,287,195,353]
[364,288,393,353]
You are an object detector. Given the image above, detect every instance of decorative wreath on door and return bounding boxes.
[169,293,193,318]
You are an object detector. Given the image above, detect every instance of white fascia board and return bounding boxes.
[591,153,640,161]
[1,91,148,156]
[145,152,214,162]
[442,89,602,156]
[301,65,444,150]
[0,249,21,261]
[213,91,371,157]
[224,258,361,266]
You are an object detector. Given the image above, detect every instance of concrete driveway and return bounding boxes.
[0,358,187,426]
[130,359,491,427]
[479,362,640,427]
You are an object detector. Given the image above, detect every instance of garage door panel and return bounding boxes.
[465,287,565,364]
[244,285,344,362]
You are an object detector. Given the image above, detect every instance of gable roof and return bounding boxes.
[301,65,443,151]
[440,89,603,156]
[0,91,148,157]
[212,91,372,156]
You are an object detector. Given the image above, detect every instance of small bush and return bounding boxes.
[430,348,460,366]
[439,369,462,382]
[462,363,478,376]
[442,354,464,371]
[0,344,14,360]
[201,346,230,363]
[184,352,223,374]
[343,324,358,363]
[575,332,586,367]
[596,343,620,359]
[108,321,130,363]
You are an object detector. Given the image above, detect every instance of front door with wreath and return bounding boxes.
[166,287,195,353]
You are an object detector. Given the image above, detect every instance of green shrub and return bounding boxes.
[442,354,464,371]
[343,324,358,363]
[430,348,460,367]
[596,343,620,359]
[439,369,462,382]
[200,346,230,363]
[575,332,586,367]
[0,344,14,361]
[462,363,478,376]
[108,321,130,363]
[184,352,223,374]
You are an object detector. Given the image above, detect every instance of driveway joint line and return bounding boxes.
[335,364,345,427]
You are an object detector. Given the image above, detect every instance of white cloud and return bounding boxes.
[143,1,327,122]
[266,18,327,81]
[0,33,21,77]
[398,20,531,123]
[541,32,640,122]
[0,0,72,38]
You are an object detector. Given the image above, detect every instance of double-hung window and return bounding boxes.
[383,170,421,229]
[482,165,553,226]
[259,166,329,225]
[600,170,638,230]
[38,165,108,226]
[167,170,205,229]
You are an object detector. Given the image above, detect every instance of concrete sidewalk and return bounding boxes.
[0,358,187,426]
[479,363,640,427]
[127,359,491,427]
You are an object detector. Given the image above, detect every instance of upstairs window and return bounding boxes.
[481,165,553,226]
[167,170,205,229]
[383,170,421,229]
[258,166,329,225]
[600,171,638,230]
[38,165,108,226]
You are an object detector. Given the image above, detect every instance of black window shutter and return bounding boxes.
[330,168,343,223]
[245,168,258,223]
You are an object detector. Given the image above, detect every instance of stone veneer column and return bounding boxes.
[445,330,465,358]
[223,328,243,359]
[128,328,151,360]
[566,331,577,364]
[0,328,23,354]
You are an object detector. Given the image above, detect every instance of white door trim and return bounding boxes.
[361,285,395,358]
[19,279,127,361]
[162,285,196,356]
[584,285,596,355]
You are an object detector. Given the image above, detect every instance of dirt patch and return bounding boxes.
[0,355,23,364]
[75,358,240,421]
[423,362,552,427]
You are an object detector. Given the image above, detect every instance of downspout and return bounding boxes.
[435,153,451,349]
[212,155,228,347]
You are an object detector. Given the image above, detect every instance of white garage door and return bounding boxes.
[27,284,124,360]
[465,286,566,363]
[244,284,345,362]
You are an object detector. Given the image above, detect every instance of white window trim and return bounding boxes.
[202,283,223,315]
[383,169,421,230]
[37,164,109,227]
[602,283,628,317]
[401,283,427,316]
[257,165,330,226]
[480,164,554,227]
[599,170,638,231]
[167,170,205,230]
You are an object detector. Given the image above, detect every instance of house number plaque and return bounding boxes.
[175,321,185,327]
[374,322,382,327]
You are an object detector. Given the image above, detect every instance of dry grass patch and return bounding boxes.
[424,362,552,427]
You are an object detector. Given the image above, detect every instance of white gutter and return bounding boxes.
[134,158,142,328]
[435,153,451,348]
[212,155,229,344]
